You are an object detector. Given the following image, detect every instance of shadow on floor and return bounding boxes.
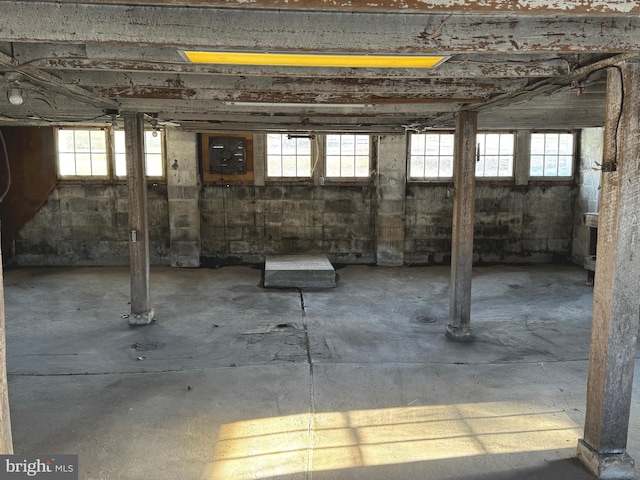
[273,457,597,480]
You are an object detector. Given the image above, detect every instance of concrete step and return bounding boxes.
[264,254,336,288]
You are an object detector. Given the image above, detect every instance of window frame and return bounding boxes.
[56,127,111,181]
[323,133,374,184]
[528,130,576,181]
[265,133,315,183]
[55,126,166,183]
[474,131,515,180]
[407,131,455,182]
[113,129,166,181]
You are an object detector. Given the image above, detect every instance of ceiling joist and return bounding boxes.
[42,0,640,16]
[1,2,639,54]
[0,1,636,130]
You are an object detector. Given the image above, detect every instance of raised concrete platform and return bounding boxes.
[264,254,336,288]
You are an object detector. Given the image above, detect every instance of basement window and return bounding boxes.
[114,130,165,179]
[408,133,454,179]
[57,129,109,178]
[530,132,574,177]
[325,134,371,178]
[475,133,514,178]
[266,134,311,177]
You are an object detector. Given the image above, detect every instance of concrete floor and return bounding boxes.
[3,264,640,480]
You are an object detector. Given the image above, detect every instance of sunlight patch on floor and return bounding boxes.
[201,401,581,479]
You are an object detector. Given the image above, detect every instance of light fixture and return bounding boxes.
[149,116,159,137]
[182,51,448,69]
[8,88,23,106]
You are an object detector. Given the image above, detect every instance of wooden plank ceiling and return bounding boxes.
[0,0,638,132]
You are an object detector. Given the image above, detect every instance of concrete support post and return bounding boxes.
[0,230,13,453]
[514,130,531,186]
[376,135,407,266]
[166,130,201,267]
[446,111,477,342]
[576,63,640,480]
[124,113,154,325]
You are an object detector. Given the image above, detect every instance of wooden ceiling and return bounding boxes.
[0,1,638,132]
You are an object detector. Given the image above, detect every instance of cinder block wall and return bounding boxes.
[200,185,376,264]
[13,128,582,267]
[572,127,603,264]
[16,184,169,266]
[405,184,574,265]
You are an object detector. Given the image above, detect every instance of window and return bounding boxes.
[114,130,165,178]
[57,129,108,177]
[266,134,311,177]
[530,133,573,177]
[409,133,454,179]
[326,134,370,178]
[56,128,164,180]
[475,133,514,178]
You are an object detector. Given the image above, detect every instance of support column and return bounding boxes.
[0,229,13,453]
[376,135,407,266]
[446,111,477,341]
[124,113,154,325]
[576,63,640,480]
[514,130,531,186]
[167,130,200,267]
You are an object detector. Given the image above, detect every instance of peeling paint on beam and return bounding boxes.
[43,0,640,15]
[2,3,639,54]
[58,71,528,95]
[176,122,407,134]
[115,98,464,115]
[98,87,487,104]
[102,86,196,99]
[12,44,573,79]
[464,52,639,115]
[31,57,571,79]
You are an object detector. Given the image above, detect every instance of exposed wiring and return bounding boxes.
[310,134,320,178]
[421,14,451,39]
[612,65,625,169]
[0,130,11,203]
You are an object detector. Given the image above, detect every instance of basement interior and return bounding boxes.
[1,2,640,479]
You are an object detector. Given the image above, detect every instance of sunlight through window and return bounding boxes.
[202,402,581,479]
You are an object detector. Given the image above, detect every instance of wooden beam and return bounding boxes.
[124,112,154,326]
[412,53,637,129]
[577,61,640,480]
[55,71,527,96]
[467,53,640,115]
[116,98,467,115]
[179,122,406,134]
[0,233,13,454]
[2,3,639,54]
[97,89,490,104]
[43,0,640,15]
[446,110,477,342]
[19,54,572,79]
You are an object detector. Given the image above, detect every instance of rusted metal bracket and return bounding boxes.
[602,161,618,173]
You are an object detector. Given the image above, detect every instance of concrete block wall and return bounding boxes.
[376,135,407,266]
[15,184,169,266]
[12,127,585,267]
[166,129,200,267]
[405,184,574,264]
[200,185,376,264]
[404,184,453,264]
[572,127,603,264]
